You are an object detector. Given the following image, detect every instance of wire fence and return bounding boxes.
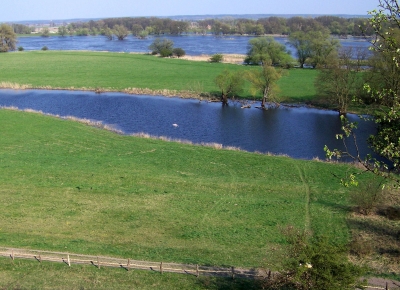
[0,247,266,279]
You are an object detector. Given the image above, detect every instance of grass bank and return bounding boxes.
[0,51,316,101]
[0,108,366,269]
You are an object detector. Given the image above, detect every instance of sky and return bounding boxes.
[1,0,380,22]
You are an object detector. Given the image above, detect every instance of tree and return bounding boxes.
[245,36,293,67]
[325,0,400,187]
[113,25,128,40]
[288,29,338,68]
[307,31,341,68]
[58,26,67,37]
[214,70,245,105]
[0,24,17,52]
[246,63,284,109]
[131,24,143,37]
[103,27,114,40]
[41,27,50,37]
[172,47,185,58]
[149,38,174,56]
[315,47,366,115]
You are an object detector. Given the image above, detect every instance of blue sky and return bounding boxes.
[1,0,379,22]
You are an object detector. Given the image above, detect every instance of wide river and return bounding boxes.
[16,34,371,56]
[0,89,376,160]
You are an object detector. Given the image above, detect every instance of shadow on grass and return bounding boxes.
[196,276,262,290]
[347,218,399,240]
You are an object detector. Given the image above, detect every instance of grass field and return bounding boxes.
[0,108,365,269]
[0,51,317,101]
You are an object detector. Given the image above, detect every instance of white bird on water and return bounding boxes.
[172,123,179,127]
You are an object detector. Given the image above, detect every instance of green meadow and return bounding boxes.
[0,51,316,101]
[0,109,360,268]
[1,51,392,288]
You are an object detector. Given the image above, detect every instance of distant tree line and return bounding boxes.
[6,15,377,37]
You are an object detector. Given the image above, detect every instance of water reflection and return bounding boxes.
[0,89,376,160]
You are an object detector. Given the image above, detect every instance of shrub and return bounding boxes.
[17,46,24,51]
[209,53,224,63]
[159,48,173,57]
[264,226,365,290]
[149,38,174,56]
[173,47,185,58]
[41,46,48,51]
[349,179,384,215]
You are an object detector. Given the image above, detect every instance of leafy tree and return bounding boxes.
[315,47,366,115]
[103,27,114,40]
[58,26,68,37]
[246,63,284,109]
[131,24,143,37]
[307,31,341,68]
[245,36,293,67]
[325,0,400,187]
[365,28,400,107]
[41,27,50,37]
[113,25,128,40]
[76,28,89,36]
[172,47,185,58]
[289,29,338,68]
[0,24,17,52]
[138,30,148,39]
[149,38,174,56]
[214,70,245,105]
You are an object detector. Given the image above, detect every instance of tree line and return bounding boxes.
[7,15,379,37]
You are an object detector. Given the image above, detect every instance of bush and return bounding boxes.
[349,179,384,215]
[17,46,24,51]
[149,38,174,56]
[159,48,173,57]
[41,46,48,51]
[173,47,185,58]
[264,226,365,290]
[209,53,224,63]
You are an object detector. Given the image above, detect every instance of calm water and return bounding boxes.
[0,89,376,160]
[16,35,371,57]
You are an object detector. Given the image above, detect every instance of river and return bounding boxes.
[0,89,376,160]
[16,34,371,57]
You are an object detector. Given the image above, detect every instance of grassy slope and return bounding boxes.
[0,51,316,100]
[0,109,364,269]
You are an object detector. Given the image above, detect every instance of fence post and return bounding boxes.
[196,264,199,278]
[97,256,100,269]
[386,282,388,290]
[127,258,130,271]
[160,262,163,274]
[231,266,235,279]
[39,254,42,263]
[67,254,71,267]
[11,250,14,261]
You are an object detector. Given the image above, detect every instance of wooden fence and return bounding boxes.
[0,247,265,279]
[1,247,397,289]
